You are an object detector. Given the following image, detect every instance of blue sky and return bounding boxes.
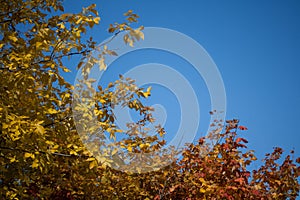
[64,0,300,165]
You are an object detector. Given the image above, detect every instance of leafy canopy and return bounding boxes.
[1,0,299,199]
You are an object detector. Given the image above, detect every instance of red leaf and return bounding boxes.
[234,177,244,185]
[239,125,248,130]
[198,137,205,145]
[241,138,248,143]
[236,137,248,143]
[243,171,251,177]
[253,190,260,196]
[236,138,242,143]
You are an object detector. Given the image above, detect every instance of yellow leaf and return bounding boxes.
[128,39,134,47]
[47,108,58,114]
[139,143,150,149]
[9,156,17,163]
[100,99,106,104]
[94,109,103,116]
[132,29,144,41]
[32,159,39,168]
[115,129,122,133]
[36,42,43,49]
[64,93,70,98]
[45,140,54,145]
[75,17,82,24]
[127,146,132,152]
[200,188,206,193]
[70,150,78,155]
[99,57,107,71]
[2,123,8,129]
[8,35,18,42]
[35,124,45,134]
[63,67,71,72]
[93,17,100,24]
[58,23,65,29]
[139,31,144,40]
[97,156,107,164]
[89,160,97,169]
[60,13,71,20]
[36,120,44,125]
[109,131,115,140]
[123,34,134,47]
[50,63,55,69]
[124,10,133,16]
[86,157,95,162]
[142,86,151,98]
[146,86,151,94]
[24,152,35,159]
[111,148,118,155]
[75,29,81,37]
[87,4,96,9]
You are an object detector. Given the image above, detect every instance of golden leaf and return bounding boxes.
[47,108,58,114]
[24,152,35,159]
[86,157,96,162]
[89,160,97,169]
[35,42,43,49]
[63,67,71,72]
[32,159,39,168]
[8,35,18,42]
[35,124,45,134]
[99,57,107,71]
[93,17,100,24]
[128,146,133,152]
[70,150,78,155]
[9,156,17,163]
[200,188,206,193]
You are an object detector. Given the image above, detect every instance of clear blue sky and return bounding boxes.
[64,0,300,165]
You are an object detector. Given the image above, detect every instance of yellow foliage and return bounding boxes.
[24,153,35,159]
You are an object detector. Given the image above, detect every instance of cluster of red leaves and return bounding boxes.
[149,119,300,200]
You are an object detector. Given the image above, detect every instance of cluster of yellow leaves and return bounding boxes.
[0,0,170,198]
[73,73,170,173]
[107,10,144,47]
[79,10,144,80]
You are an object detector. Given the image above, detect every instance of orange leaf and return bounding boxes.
[236,137,248,143]
[234,177,244,185]
[239,125,248,130]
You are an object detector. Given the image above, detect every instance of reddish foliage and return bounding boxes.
[239,125,248,130]
[150,119,300,199]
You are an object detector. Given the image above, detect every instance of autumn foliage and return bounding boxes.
[1,0,299,199]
